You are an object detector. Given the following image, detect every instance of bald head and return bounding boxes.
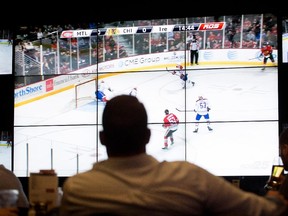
[100,95,150,157]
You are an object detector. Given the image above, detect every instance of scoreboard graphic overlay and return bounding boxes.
[60,22,225,38]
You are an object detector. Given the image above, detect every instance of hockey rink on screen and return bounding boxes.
[12,66,279,177]
[0,43,12,74]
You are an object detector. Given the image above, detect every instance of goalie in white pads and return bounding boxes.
[95,80,113,102]
[172,64,195,89]
[193,96,213,133]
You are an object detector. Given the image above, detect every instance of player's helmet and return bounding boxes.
[165,109,169,115]
[176,64,183,70]
[198,96,203,100]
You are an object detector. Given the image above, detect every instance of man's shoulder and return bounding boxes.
[161,160,197,169]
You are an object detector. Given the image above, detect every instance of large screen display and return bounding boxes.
[13,14,279,177]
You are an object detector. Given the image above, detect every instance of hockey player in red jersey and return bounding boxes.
[162,109,179,150]
[260,42,275,70]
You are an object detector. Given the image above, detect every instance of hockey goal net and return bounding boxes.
[74,78,97,108]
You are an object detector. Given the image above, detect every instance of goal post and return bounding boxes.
[74,78,97,108]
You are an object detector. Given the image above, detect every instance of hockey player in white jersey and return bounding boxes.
[172,64,195,89]
[129,87,137,97]
[193,96,213,133]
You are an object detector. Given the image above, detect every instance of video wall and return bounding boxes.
[0,28,13,170]
[9,13,282,177]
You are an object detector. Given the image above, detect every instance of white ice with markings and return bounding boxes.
[9,66,279,177]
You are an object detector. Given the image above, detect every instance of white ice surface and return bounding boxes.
[10,67,279,176]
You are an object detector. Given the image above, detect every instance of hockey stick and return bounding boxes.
[176,108,195,112]
[248,56,263,60]
[166,67,169,72]
[166,67,175,74]
[166,67,180,76]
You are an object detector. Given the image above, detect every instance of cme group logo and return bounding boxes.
[227,50,237,60]
[203,51,213,60]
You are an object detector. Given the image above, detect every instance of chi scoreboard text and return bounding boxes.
[60,22,225,38]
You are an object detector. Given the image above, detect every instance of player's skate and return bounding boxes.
[187,80,195,87]
[193,128,198,133]
[162,146,168,150]
[207,126,213,131]
[261,66,266,70]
